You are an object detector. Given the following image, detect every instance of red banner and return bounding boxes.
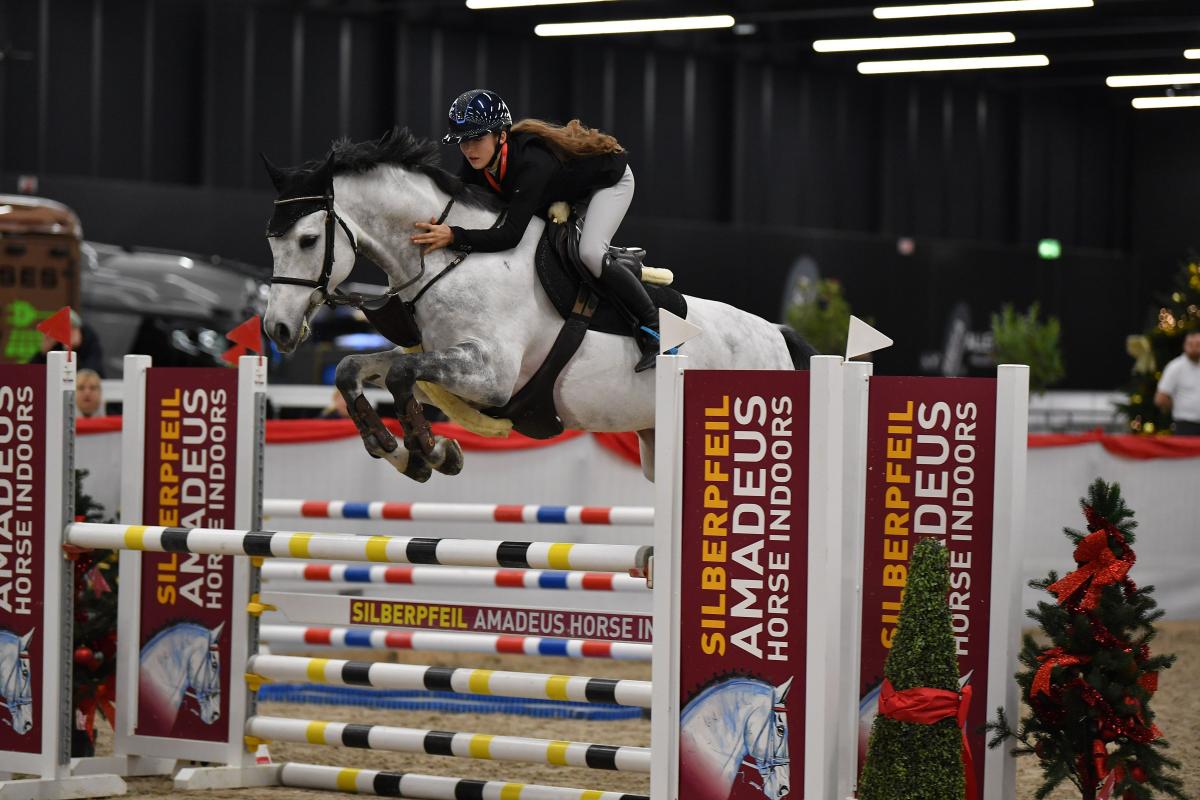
[0,366,45,753]
[136,368,238,740]
[857,377,997,789]
[678,371,808,800]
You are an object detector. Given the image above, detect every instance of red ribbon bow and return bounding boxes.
[1031,648,1089,698]
[1047,526,1134,611]
[878,678,976,800]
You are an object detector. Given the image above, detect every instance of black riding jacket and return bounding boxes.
[450,131,627,254]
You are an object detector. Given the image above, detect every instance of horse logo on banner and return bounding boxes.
[138,622,224,728]
[680,675,793,799]
[0,629,35,735]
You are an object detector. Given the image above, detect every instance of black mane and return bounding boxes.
[283,127,501,212]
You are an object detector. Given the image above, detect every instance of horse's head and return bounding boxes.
[0,629,36,735]
[186,622,223,725]
[261,152,359,352]
[747,676,792,799]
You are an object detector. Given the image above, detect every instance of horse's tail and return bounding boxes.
[777,324,818,370]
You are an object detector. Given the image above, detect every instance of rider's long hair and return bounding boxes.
[510,118,625,160]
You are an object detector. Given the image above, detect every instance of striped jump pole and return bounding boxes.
[264,499,654,527]
[259,624,653,661]
[277,762,649,800]
[246,654,652,708]
[260,562,650,592]
[247,716,651,773]
[65,523,649,573]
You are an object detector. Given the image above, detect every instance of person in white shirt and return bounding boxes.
[1155,331,1200,435]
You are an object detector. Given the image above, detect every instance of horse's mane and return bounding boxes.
[682,670,774,709]
[286,127,502,213]
[142,619,212,646]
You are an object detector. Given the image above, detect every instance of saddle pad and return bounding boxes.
[535,225,687,337]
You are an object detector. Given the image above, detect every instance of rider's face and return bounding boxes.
[460,132,501,170]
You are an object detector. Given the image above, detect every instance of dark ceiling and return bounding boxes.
[370,0,1200,88]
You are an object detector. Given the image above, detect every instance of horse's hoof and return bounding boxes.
[403,455,433,483]
[433,439,464,476]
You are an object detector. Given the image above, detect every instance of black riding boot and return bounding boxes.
[599,256,660,372]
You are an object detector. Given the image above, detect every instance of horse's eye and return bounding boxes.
[299,234,319,250]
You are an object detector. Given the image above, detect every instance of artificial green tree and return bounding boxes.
[859,538,965,800]
[1117,259,1200,434]
[785,277,856,356]
[991,303,1065,394]
[988,480,1183,800]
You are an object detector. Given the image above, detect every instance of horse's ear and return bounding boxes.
[314,151,336,187]
[260,152,287,193]
[209,621,225,643]
[774,676,793,703]
[19,629,34,649]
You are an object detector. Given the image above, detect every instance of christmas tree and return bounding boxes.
[1117,259,1200,433]
[70,470,119,757]
[859,539,968,800]
[988,479,1183,800]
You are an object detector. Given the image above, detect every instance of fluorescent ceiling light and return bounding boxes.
[535,15,735,36]
[814,31,1014,52]
[858,54,1048,73]
[466,0,615,8]
[1186,49,1200,60]
[874,0,1093,19]
[1132,96,1200,110]
[1106,73,1200,88]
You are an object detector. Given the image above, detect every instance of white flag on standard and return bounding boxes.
[846,315,893,360]
[659,308,703,354]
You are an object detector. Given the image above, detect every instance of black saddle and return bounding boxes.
[534,219,686,336]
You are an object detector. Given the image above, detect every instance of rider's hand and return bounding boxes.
[411,218,454,255]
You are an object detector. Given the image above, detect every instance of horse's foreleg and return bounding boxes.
[334,350,430,482]
[384,343,504,479]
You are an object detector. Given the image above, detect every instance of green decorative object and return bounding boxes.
[784,277,857,357]
[859,539,965,800]
[990,303,1065,394]
[987,480,1183,800]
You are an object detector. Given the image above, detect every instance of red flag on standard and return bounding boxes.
[226,316,264,355]
[221,345,247,365]
[36,306,74,351]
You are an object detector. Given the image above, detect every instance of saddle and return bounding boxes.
[360,213,688,441]
[480,216,686,439]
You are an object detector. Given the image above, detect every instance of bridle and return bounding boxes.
[0,653,31,727]
[266,183,477,314]
[742,701,790,794]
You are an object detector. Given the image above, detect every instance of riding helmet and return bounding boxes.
[442,89,512,144]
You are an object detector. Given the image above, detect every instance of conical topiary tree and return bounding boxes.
[987,479,1183,800]
[859,538,966,800]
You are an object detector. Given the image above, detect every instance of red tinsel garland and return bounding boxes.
[878,678,977,800]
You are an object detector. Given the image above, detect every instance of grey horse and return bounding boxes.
[262,130,813,482]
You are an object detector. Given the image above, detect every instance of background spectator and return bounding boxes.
[1155,331,1200,435]
[75,369,104,418]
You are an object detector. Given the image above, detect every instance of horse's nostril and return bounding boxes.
[274,323,291,343]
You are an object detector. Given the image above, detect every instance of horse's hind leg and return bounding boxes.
[637,429,655,482]
[334,350,431,482]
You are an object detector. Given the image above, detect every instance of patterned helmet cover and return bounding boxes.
[442,89,513,145]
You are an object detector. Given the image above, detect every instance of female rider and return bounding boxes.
[411,89,659,373]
